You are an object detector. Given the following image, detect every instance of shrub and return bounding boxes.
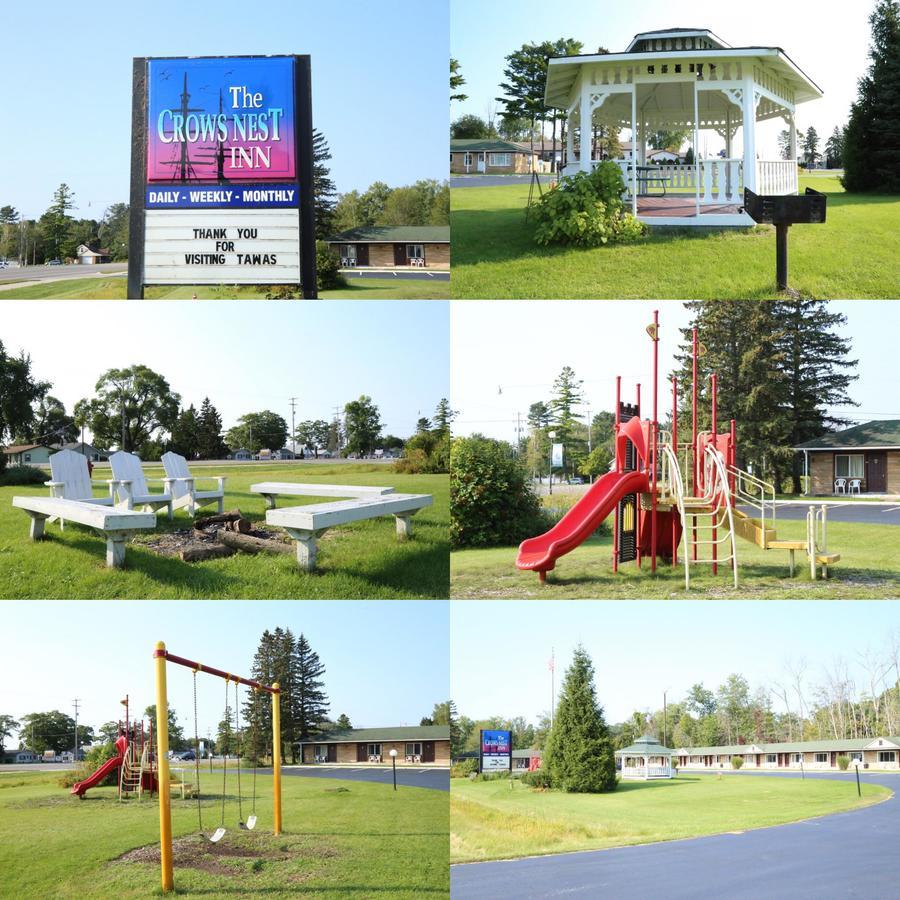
[731,756,744,770]
[521,767,552,789]
[836,755,851,771]
[450,435,548,549]
[1,465,49,486]
[395,431,450,474]
[315,240,346,291]
[531,162,647,248]
[451,758,478,778]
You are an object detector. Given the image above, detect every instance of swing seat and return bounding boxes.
[209,827,227,843]
[241,815,257,830]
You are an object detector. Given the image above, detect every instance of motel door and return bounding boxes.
[393,244,407,266]
[422,742,435,763]
[357,743,367,762]
[356,244,370,266]
[327,744,337,763]
[477,152,486,172]
[867,452,887,492]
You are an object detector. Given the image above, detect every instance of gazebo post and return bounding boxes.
[566,100,576,172]
[742,75,758,192]
[693,78,700,216]
[630,86,638,215]
[580,78,592,173]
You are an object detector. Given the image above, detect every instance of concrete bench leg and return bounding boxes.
[394,513,418,541]
[106,536,127,568]
[284,528,328,572]
[28,513,49,540]
[789,549,795,577]
[262,493,277,510]
[217,496,225,514]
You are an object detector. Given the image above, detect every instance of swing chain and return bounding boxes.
[220,676,228,828]
[192,669,203,833]
[235,680,243,824]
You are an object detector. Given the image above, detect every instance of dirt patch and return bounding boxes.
[140,524,288,558]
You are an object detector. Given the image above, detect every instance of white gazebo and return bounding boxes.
[545,28,823,226]
[616,735,674,779]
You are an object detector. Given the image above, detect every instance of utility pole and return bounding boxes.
[549,648,555,729]
[73,698,81,762]
[663,689,668,747]
[333,405,343,454]
[289,397,298,455]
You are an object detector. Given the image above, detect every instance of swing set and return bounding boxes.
[153,641,282,893]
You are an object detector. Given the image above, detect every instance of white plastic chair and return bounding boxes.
[849,478,862,495]
[834,478,847,494]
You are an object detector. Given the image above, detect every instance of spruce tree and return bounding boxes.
[549,365,586,477]
[843,0,900,191]
[313,129,337,239]
[543,645,616,792]
[197,397,226,459]
[292,633,330,745]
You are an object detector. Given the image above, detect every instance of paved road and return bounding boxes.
[278,765,449,792]
[451,770,899,899]
[342,269,450,281]
[451,175,558,188]
[770,502,900,526]
[1,762,75,773]
[0,263,127,285]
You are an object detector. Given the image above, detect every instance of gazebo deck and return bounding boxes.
[637,196,743,218]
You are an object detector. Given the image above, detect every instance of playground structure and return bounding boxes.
[71,696,158,799]
[153,642,281,894]
[516,312,840,588]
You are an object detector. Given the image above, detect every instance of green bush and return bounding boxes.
[451,758,479,778]
[731,756,744,769]
[521,767,551,789]
[316,240,347,291]
[836,755,851,771]
[396,431,450,474]
[532,162,647,247]
[1,465,49,486]
[450,435,548,549]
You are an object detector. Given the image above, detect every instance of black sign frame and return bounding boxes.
[128,54,317,299]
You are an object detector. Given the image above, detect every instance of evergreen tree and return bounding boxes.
[40,183,76,260]
[778,129,793,161]
[171,404,200,458]
[843,0,900,191]
[801,126,820,167]
[335,713,352,731]
[313,129,337,239]
[543,645,616,792]
[292,633,329,745]
[450,58,468,102]
[773,300,858,493]
[548,366,586,477]
[197,397,227,459]
[433,398,457,435]
[824,126,845,168]
[217,705,235,756]
[497,43,552,163]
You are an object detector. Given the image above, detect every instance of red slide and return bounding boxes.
[70,754,123,797]
[516,469,650,576]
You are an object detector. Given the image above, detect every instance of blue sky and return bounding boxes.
[451,0,872,158]
[5,600,449,743]
[0,0,448,220]
[1,300,449,440]
[452,601,900,725]
[452,301,900,442]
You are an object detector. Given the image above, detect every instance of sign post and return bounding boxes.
[128,54,316,299]
[479,729,513,775]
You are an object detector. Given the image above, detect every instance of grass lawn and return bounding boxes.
[0,277,449,300]
[0,463,448,599]
[451,518,900,599]
[450,774,890,862]
[0,769,448,899]
[450,174,900,299]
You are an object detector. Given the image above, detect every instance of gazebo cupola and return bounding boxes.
[616,735,674,780]
[545,26,823,226]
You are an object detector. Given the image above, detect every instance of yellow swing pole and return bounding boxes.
[154,641,174,893]
[272,682,282,835]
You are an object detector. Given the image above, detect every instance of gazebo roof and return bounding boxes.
[616,735,674,756]
[545,28,822,113]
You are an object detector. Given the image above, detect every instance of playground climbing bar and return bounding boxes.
[152,641,282,893]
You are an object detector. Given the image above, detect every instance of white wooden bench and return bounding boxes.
[12,496,157,568]
[265,493,432,571]
[161,452,226,516]
[46,449,116,529]
[250,482,395,509]
[109,451,174,519]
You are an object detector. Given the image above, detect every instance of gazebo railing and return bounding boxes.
[584,159,744,205]
[757,160,798,195]
[621,764,672,778]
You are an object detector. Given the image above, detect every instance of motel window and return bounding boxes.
[341,245,357,264]
[850,752,863,763]
[766,754,776,763]
[367,743,382,757]
[406,743,423,756]
[878,751,896,763]
[407,244,424,260]
[815,753,828,763]
[464,152,473,166]
[24,454,31,462]
[792,754,802,763]
[835,454,864,479]
[489,153,512,167]
[314,745,325,758]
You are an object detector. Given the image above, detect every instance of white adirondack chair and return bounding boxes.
[161,452,226,516]
[108,451,174,519]
[46,449,115,530]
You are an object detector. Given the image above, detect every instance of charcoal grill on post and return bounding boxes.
[743,188,827,291]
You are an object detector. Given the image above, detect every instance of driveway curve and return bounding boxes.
[451,771,898,899]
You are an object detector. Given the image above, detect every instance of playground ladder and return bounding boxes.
[118,743,145,800]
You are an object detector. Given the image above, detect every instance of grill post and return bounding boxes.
[776,223,789,291]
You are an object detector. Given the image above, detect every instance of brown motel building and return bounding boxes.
[795,419,900,495]
[326,226,450,271]
[299,725,450,765]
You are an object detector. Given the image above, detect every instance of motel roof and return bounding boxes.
[327,226,450,244]
[678,736,900,755]
[304,725,450,744]
[450,138,538,155]
[794,420,900,451]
